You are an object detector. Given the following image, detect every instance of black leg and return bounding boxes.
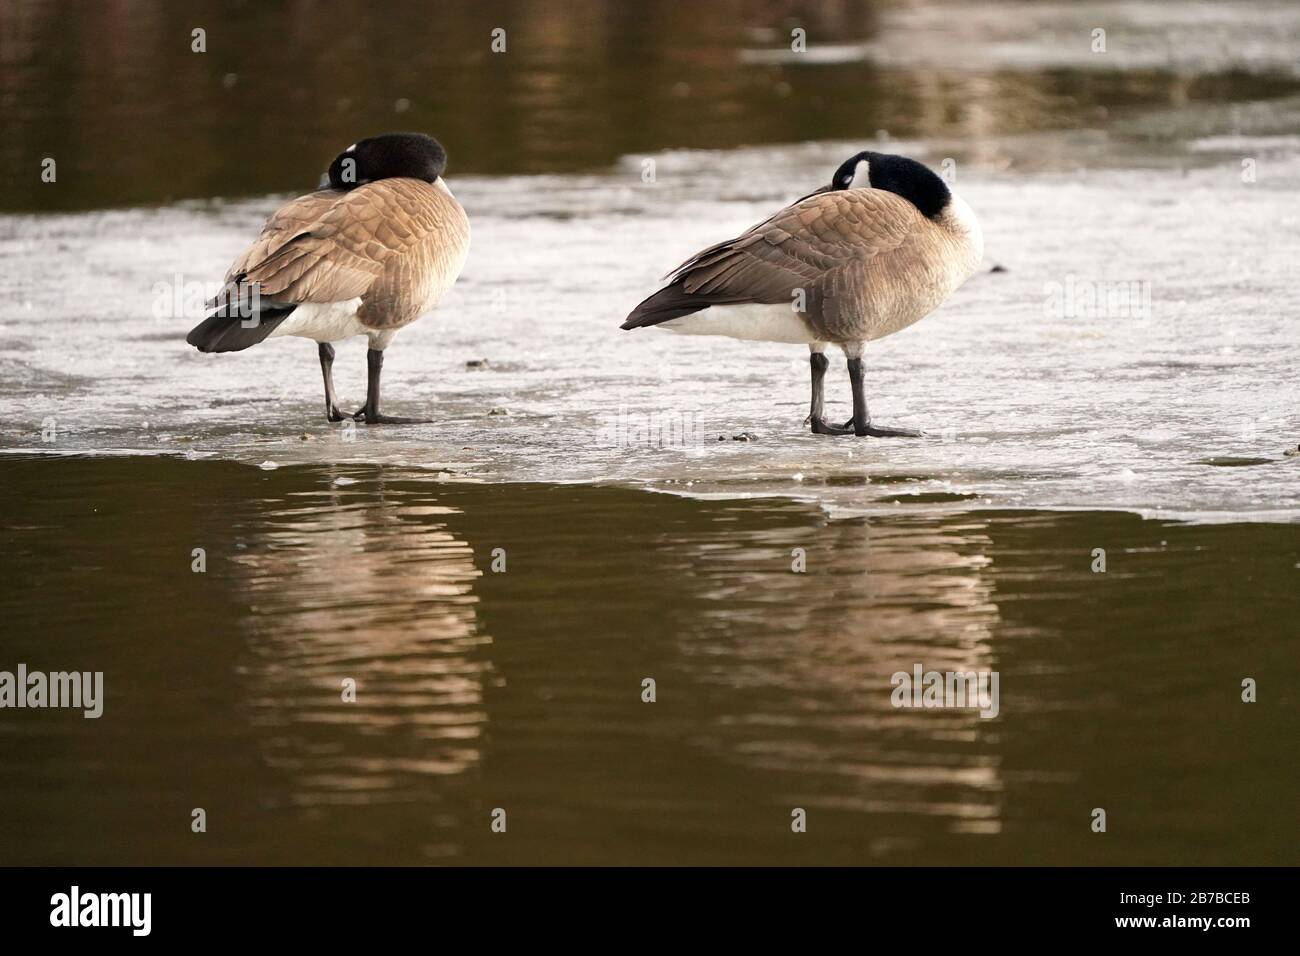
[318,342,344,422]
[846,357,923,438]
[809,351,827,421]
[352,348,430,425]
[807,351,852,435]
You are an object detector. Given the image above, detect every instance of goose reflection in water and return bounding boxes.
[225,469,492,833]
[670,513,1004,847]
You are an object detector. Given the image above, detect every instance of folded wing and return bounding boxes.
[622,189,919,332]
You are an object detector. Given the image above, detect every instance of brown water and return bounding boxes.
[6,0,1300,210]
[1,455,1296,865]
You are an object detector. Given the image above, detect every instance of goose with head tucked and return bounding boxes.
[187,132,470,424]
[621,151,982,437]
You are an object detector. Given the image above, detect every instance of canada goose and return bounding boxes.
[621,151,983,436]
[186,132,470,424]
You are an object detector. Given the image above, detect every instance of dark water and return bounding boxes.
[6,0,1300,210]
[1,455,1295,865]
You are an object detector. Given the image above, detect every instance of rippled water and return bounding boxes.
[2,456,1296,865]
[8,0,1300,212]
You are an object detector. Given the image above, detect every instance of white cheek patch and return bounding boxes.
[848,159,871,189]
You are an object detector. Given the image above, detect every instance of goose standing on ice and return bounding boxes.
[187,133,470,424]
[622,151,982,436]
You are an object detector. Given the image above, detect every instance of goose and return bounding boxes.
[621,151,982,436]
[186,132,470,424]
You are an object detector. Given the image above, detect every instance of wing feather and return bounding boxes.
[210,178,469,330]
[625,189,923,333]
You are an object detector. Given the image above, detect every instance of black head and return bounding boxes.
[325,133,447,190]
[830,151,951,220]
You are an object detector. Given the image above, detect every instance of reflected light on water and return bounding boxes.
[230,471,492,806]
[674,515,1005,841]
[2,457,1295,864]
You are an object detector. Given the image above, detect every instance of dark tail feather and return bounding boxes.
[620,283,709,330]
[186,305,296,353]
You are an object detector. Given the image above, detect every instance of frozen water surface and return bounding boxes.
[4,0,1300,523]
[3,130,1297,523]
[765,0,1300,75]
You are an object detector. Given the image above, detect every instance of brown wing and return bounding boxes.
[222,190,339,286]
[623,189,922,336]
[232,186,389,307]
[216,178,468,328]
